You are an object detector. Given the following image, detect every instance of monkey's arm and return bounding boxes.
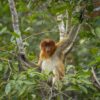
[56,24,81,55]
[37,58,42,66]
[37,51,43,67]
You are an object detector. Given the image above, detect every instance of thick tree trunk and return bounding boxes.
[8,0,25,54]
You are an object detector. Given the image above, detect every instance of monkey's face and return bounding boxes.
[40,39,56,57]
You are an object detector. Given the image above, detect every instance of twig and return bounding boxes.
[0,82,7,89]
[91,67,100,88]
[0,58,9,62]
[0,49,17,57]
[63,24,81,55]
[85,23,96,35]
[23,30,58,41]
[7,60,12,80]
[48,87,53,100]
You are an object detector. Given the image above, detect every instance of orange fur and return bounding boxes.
[38,39,65,84]
[40,39,56,58]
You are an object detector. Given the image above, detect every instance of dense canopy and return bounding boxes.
[0,0,100,100]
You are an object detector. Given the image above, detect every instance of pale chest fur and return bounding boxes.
[41,56,63,72]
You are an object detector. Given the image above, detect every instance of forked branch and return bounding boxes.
[56,24,81,55]
[8,0,39,70]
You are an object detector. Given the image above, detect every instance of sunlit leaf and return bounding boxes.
[5,83,11,95]
[10,32,20,38]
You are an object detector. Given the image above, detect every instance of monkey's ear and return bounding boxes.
[39,40,43,49]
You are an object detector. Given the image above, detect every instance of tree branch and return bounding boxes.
[18,54,40,71]
[91,67,100,89]
[56,24,81,56]
[8,0,25,54]
[66,10,72,35]
[57,14,66,41]
[8,0,40,70]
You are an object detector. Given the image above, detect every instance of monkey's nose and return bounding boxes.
[46,50,50,53]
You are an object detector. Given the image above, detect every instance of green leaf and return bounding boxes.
[0,64,3,71]
[81,80,92,85]
[90,48,98,55]
[10,32,20,38]
[5,83,11,95]
[17,80,23,85]
[95,56,100,62]
[57,95,64,100]
[79,85,88,94]
[18,86,27,96]
[23,81,34,85]
[66,86,80,91]
[0,27,7,34]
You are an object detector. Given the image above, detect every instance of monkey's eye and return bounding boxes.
[44,43,47,47]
